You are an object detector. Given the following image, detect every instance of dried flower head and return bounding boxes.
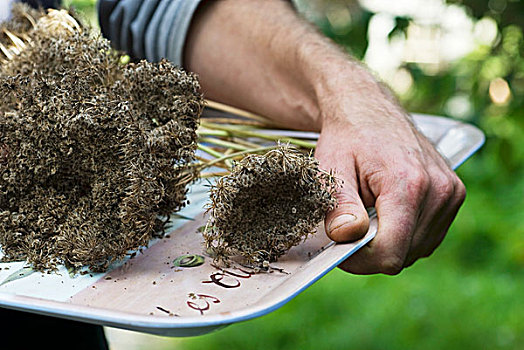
[0,8,203,271]
[204,145,338,266]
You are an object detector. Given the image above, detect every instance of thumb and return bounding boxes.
[325,179,370,242]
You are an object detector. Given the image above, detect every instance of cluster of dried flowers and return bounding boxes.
[0,6,203,271]
[204,146,338,266]
[0,6,339,273]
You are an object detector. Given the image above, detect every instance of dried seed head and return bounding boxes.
[204,145,338,266]
[0,9,203,271]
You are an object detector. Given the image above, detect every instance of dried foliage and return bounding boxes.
[0,5,336,272]
[204,146,338,266]
[0,7,203,271]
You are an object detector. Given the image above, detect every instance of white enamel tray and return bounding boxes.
[0,114,484,337]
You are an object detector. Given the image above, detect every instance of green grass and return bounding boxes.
[177,254,524,350]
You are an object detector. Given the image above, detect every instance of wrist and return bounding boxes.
[296,39,406,129]
[319,69,408,130]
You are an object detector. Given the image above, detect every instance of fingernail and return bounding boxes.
[328,214,357,234]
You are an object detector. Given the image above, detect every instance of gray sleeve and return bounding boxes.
[97,0,202,66]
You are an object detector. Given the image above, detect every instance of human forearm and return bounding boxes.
[185,1,411,130]
[185,0,369,131]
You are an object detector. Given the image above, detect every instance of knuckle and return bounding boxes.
[398,167,429,198]
[433,173,455,203]
[405,250,430,268]
[380,255,405,275]
[454,178,467,204]
[335,192,364,208]
[395,214,416,237]
[421,249,434,258]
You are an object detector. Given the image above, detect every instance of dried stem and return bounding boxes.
[198,144,226,160]
[198,145,279,170]
[205,99,276,126]
[199,137,250,151]
[200,122,317,149]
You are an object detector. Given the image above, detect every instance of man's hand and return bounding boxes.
[313,69,466,274]
[184,0,466,274]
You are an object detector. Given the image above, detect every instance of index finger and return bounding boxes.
[339,167,429,275]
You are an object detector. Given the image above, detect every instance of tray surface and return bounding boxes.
[0,114,484,336]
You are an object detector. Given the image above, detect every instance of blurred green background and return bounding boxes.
[68,0,524,349]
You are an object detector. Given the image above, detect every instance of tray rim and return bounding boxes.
[411,113,485,169]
